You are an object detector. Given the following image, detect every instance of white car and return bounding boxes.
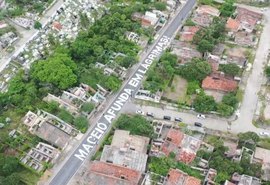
[197,114,206,119]
[136,110,144,115]
[259,131,270,137]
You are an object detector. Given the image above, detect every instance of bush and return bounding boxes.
[80,102,95,113]
[193,94,216,113]
[187,81,201,95]
[114,114,156,138]
[74,116,89,133]
[219,63,241,76]
[57,109,74,124]
[153,2,167,11]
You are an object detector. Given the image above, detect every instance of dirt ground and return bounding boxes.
[163,75,187,102]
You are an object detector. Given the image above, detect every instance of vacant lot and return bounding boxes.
[163,75,187,102]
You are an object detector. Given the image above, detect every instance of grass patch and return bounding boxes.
[18,167,40,185]
[236,89,244,102]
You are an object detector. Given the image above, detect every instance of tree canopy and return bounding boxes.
[219,63,241,76]
[31,51,77,89]
[178,58,211,82]
[193,93,216,113]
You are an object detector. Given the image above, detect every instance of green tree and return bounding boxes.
[187,81,201,95]
[80,102,95,113]
[74,116,89,133]
[265,66,270,78]
[193,94,216,113]
[197,39,215,53]
[220,0,235,17]
[219,63,241,76]
[222,93,238,108]
[238,132,260,150]
[34,21,42,30]
[0,155,19,176]
[217,103,234,117]
[31,52,77,89]
[57,109,74,124]
[153,2,167,11]
[115,114,155,138]
[178,58,211,81]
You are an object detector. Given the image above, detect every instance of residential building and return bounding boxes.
[226,18,240,32]
[22,110,79,148]
[236,6,263,33]
[141,11,159,27]
[111,130,150,154]
[202,75,238,93]
[195,5,220,17]
[253,147,270,181]
[234,32,255,47]
[180,26,200,42]
[192,13,214,27]
[44,83,93,116]
[160,129,202,164]
[207,54,220,72]
[231,173,261,185]
[171,41,202,63]
[52,21,63,32]
[21,142,60,172]
[165,168,201,185]
[212,43,225,56]
[78,161,143,185]
[226,47,247,67]
[204,168,217,185]
[100,145,148,172]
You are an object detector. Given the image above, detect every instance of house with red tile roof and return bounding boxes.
[180,26,201,42]
[202,76,238,93]
[52,21,63,32]
[86,161,143,185]
[165,168,201,185]
[226,18,240,32]
[160,129,202,164]
[236,6,263,33]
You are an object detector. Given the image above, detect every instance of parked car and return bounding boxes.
[174,117,182,122]
[136,110,144,115]
[146,112,154,117]
[197,114,206,119]
[194,122,202,127]
[259,131,270,137]
[163,116,171,120]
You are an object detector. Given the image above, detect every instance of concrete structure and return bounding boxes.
[253,147,270,181]
[180,26,200,42]
[231,173,261,185]
[135,89,161,103]
[22,110,79,148]
[111,130,150,154]
[172,41,202,63]
[165,168,201,185]
[100,145,148,172]
[160,129,202,164]
[77,161,143,185]
[21,142,60,172]
[195,5,220,17]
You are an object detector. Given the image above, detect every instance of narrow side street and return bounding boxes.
[231,8,270,133]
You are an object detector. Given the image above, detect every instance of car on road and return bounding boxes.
[259,131,270,137]
[174,117,182,122]
[197,114,206,119]
[194,122,202,127]
[136,110,144,115]
[146,112,154,117]
[163,116,171,120]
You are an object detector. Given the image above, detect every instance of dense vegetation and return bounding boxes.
[144,52,178,92]
[198,133,262,184]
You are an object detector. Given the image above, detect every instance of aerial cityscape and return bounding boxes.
[0,0,270,185]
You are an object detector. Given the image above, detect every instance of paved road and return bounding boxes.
[0,0,64,72]
[122,102,229,132]
[48,0,196,184]
[231,8,270,133]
